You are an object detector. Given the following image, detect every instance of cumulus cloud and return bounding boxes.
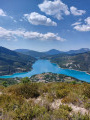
[70,6,86,16]
[85,17,90,25]
[0,27,65,41]
[74,25,90,32]
[0,9,7,16]
[72,17,90,32]
[38,0,70,20]
[24,12,57,26]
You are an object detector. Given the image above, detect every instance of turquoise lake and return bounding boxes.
[0,59,90,82]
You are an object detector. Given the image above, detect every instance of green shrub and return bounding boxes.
[37,113,51,120]
[56,89,69,98]
[13,103,48,120]
[53,108,70,119]
[82,84,90,98]
[39,84,49,94]
[7,83,40,99]
[84,102,90,110]
[72,113,90,120]
[0,82,90,120]
[62,93,79,104]
[0,85,4,91]
[46,94,54,102]
[2,81,8,87]
[0,94,24,112]
[21,77,30,84]
[59,104,72,112]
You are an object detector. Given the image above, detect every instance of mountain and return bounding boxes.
[66,48,90,54]
[15,49,47,57]
[45,49,62,55]
[44,52,90,74]
[15,48,90,58]
[15,49,63,57]
[0,46,36,76]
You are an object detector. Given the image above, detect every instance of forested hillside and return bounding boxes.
[43,52,90,73]
[0,47,36,76]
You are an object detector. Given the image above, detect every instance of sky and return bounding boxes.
[0,0,90,52]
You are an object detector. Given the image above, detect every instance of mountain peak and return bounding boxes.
[45,49,62,55]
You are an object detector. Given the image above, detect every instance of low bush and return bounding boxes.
[84,102,90,110]
[21,77,30,84]
[82,84,90,98]
[6,83,40,99]
[71,113,90,120]
[62,92,79,104]
[59,104,72,112]
[46,93,55,102]
[53,108,70,120]
[56,89,69,99]
[0,82,90,120]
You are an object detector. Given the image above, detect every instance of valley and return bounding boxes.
[0,46,90,83]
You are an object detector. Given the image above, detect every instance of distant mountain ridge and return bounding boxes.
[15,49,47,57]
[15,49,62,57]
[45,49,63,55]
[0,46,36,76]
[66,48,90,54]
[15,48,90,57]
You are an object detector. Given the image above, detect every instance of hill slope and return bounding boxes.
[45,49,62,55]
[15,49,47,57]
[0,46,36,76]
[67,48,90,54]
[0,79,90,120]
[44,52,90,73]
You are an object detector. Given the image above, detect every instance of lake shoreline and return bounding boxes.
[49,60,90,75]
[0,59,90,82]
[1,59,90,77]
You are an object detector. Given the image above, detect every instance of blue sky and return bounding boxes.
[0,0,90,51]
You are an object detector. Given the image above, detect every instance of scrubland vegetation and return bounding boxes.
[0,77,90,120]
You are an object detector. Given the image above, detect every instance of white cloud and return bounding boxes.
[38,0,70,20]
[74,25,90,32]
[85,17,90,25]
[70,6,86,16]
[24,12,57,26]
[0,27,65,41]
[72,17,90,32]
[71,22,81,26]
[0,9,7,16]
